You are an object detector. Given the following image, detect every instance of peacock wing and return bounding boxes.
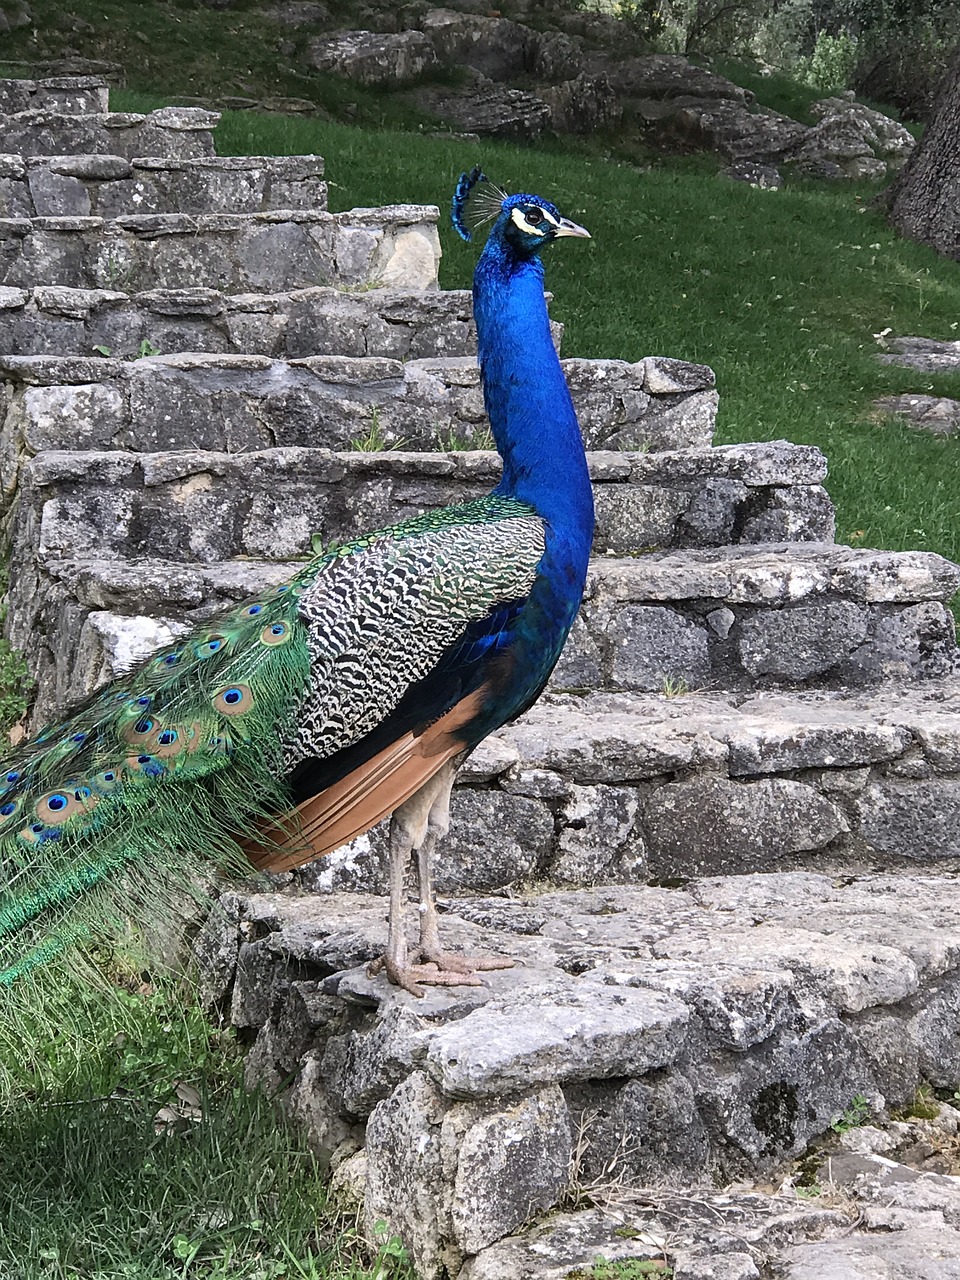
[257,497,548,868]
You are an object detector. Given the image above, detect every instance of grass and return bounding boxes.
[0,966,403,1280]
[0,0,445,132]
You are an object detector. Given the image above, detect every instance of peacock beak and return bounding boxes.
[554,218,591,239]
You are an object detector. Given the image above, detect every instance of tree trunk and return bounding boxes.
[887,46,960,260]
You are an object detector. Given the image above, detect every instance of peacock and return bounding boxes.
[0,169,594,1002]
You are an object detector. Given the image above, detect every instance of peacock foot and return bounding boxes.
[367,950,513,997]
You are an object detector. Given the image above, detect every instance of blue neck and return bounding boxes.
[473,241,594,574]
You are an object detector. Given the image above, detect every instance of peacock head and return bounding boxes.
[452,167,590,260]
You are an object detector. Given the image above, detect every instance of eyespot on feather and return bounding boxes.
[122,715,158,746]
[124,753,167,778]
[92,769,121,794]
[212,684,252,716]
[260,621,290,647]
[150,725,191,760]
[35,789,95,826]
[195,634,228,659]
[241,603,265,617]
[0,797,22,826]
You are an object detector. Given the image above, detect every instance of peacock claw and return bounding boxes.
[413,946,514,976]
[367,950,514,997]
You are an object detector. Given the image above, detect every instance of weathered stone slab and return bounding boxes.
[0,206,441,292]
[0,106,219,159]
[875,393,960,437]
[0,351,718,455]
[0,154,328,219]
[199,873,960,1275]
[0,285,478,360]
[0,76,109,115]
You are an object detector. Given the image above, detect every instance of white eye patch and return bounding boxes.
[510,206,559,237]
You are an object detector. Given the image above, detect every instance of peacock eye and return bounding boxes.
[526,207,543,224]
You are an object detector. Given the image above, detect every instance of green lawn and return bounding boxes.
[0,971,404,1280]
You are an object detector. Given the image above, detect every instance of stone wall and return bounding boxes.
[0,105,219,159]
[200,871,960,1277]
[0,354,716,482]
[0,154,328,219]
[0,286,491,361]
[0,74,108,115]
[0,205,441,293]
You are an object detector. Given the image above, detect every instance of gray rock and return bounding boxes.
[608,605,711,692]
[784,1227,960,1279]
[417,83,553,140]
[0,106,219,160]
[365,1073,447,1280]
[606,54,752,103]
[857,780,960,861]
[553,784,644,884]
[449,1086,572,1254]
[566,1072,711,1186]
[657,98,808,165]
[880,337,960,375]
[0,75,108,115]
[439,790,553,891]
[423,978,689,1098]
[645,776,847,877]
[0,206,441,293]
[875,394,960,435]
[306,30,437,85]
[420,8,535,81]
[541,73,622,134]
[531,32,583,82]
[736,601,870,679]
[791,95,915,179]
[723,161,783,189]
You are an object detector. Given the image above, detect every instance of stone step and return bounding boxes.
[12,536,958,725]
[0,154,328,219]
[0,284,480,362]
[5,440,829,568]
[0,76,110,116]
[0,106,220,159]
[0,351,716,459]
[0,205,440,293]
[194,868,960,1278]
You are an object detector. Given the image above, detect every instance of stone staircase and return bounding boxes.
[4,75,960,1280]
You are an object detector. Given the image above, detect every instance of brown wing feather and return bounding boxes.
[245,687,487,872]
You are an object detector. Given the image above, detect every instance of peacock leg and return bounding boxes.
[411,761,514,982]
[368,765,482,997]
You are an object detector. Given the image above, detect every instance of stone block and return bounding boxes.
[0,207,441,293]
[448,1087,572,1254]
[645,776,847,877]
[608,604,712,692]
[440,790,554,891]
[0,107,218,160]
[365,1073,448,1280]
[736,601,870,679]
[565,1072,711,1185]
[857,780,960,862]
[423,979,689,1097]
[554,784,645,884]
